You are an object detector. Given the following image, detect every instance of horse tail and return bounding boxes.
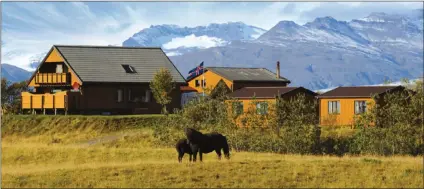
[222,135,230,159]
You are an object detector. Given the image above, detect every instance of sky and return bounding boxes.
[1,2,422,71]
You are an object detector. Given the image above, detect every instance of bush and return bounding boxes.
[350,124,422,156]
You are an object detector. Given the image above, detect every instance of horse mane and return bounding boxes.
[184,128,204,144]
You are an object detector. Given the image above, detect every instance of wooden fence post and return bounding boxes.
[30,95,33,115]
[42,95,45,115]
[65,95,68,115]
[53,95,56,115]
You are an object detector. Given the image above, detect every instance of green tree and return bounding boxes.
[275,94,318,128]
[1,77,28,114]
[149,68,175,115]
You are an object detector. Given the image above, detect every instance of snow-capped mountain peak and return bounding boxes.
[123,22,266,48]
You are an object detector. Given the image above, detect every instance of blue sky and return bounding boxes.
[1,2,422,70]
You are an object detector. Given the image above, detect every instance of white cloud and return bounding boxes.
[163,34,228,49]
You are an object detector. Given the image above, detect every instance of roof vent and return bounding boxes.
[122,64,137,73]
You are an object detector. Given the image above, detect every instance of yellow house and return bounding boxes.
[317,86,406,126]
[186,62,291,94]
[227,86,317,127]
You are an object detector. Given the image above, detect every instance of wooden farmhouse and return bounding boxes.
[227,86,318,127]
[317,86,407,126]
[186,62,291,94]
[21,45,188,115]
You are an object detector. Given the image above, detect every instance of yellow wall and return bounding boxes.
[28,47,82,87]
[226,98,276,127]
[319,98,374,126]
[45,48,64,63]
[188,71,233,93]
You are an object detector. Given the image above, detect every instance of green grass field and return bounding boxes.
[1,115,423,188]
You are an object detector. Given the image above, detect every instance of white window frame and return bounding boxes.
[232,102,243,115]
[256,101,268,115]
[354,100,367,114]
[56,64,63,73]
[328,101,340,114]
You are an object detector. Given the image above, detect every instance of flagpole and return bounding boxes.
[202,62,205,97]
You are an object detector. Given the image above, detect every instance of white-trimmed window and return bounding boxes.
[328,101,340,114]
[56,64,63,73]
[354,101,367,114]
[232,102,243,115]
[256,102,268,115]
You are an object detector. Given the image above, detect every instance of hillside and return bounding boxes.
[1,63,32,82]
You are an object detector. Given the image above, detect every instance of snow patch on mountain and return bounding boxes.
[165,51,182,57]
[163,34,228,49]
[251,28,266,39]
[123,22,266,49]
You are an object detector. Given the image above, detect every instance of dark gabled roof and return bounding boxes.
[52,45,186,83]
[317,86,405,98]
[188,67,290,83]
[229,87,316,99]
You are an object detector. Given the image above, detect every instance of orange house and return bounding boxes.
[227,86,317,127]
[186,62,291,94]
[317,86,406,126]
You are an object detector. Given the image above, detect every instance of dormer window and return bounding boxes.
[122,64,137,73]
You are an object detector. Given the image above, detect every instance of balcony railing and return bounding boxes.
[35,73,69,84]
[21,91,68,109]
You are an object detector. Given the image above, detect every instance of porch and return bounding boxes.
[21,91,69,115]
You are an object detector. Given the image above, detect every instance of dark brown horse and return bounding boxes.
[175,138,193,163]
[184,128,230,162]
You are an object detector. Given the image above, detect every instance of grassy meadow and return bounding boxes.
[1,115,423,188]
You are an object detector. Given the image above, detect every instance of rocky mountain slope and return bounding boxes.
[167,12,423,90]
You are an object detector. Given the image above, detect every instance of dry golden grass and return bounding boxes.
[2,132,423,188]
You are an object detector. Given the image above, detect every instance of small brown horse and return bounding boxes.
[175,138,193,163]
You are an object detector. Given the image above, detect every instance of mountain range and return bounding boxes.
[1,64,32,83]
[2,10,423,90]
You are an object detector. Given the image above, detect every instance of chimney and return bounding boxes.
[276,61,280,79]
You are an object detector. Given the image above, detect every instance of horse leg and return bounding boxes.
[216,149,222,160]
[189,154,192,162]
[199,151,203,162]
[178,152,184,163]
[192,149,198,162]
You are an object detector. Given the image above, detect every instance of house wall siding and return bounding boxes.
[75,83,182,114]
[319,98,374,126]
[187,71,233,93]
[227,89,317,127]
